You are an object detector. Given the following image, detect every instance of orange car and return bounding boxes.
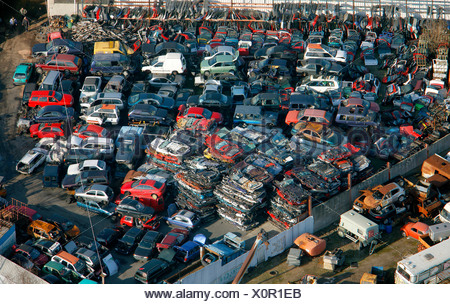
[400,222,430,240]
[294,233,326,257]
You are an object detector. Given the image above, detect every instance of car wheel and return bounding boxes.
[123,70,130,78]
[36,67,43,74]
[228,70,235,75]
[172,71,178,76]
[337,229,345,238]
[401,231,407,238]
[204,71,210,78]
[398,195,405,202]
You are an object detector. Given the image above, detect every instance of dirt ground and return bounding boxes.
[241,217,423,284]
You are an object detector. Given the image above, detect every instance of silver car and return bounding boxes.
[74,184,114,203]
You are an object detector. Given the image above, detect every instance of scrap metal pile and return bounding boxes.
[13,1,450,238]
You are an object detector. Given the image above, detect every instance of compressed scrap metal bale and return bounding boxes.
[173,169,222,221]
[267,178,309,230]
[287,248,303,266]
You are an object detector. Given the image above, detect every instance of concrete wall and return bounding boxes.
[178,216,314,284]
[312,133,450,233]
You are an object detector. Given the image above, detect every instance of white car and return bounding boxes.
[80,104,120,126]
[298,75,341,93]
[304,43,348,63]
[16,147,48,175]
[363,49,378,66]
[149,137,191,162]
[141,53,187,75]
[203,79,223,94]
[204,45,240,62]
[79,76,102,109]
[74,184,114,203]
[67,160,108,176]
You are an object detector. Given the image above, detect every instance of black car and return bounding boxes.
[61,170,110,190]
[96,227,125,249]
[133,231,163,262]
[128,104,172,126]
[115,198,155,220]
[32,39,84,57]
[368,204,398,224]
[134,248,176,283]
[34,105,77,124]
[22,82,37,106]
[115,226,145,255]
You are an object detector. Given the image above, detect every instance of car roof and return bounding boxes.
[50,54,77,61]
[235,105,262,114]
[83,76,101,85]
[56,251,79,264]
[31,90,56,96]
[214,54,234,62]
[88,184,110,191]
[40,105,65,112]
[82,159,103,167]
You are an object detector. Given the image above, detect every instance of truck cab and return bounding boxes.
[201,232,245,266]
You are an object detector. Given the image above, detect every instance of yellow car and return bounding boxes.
[93,41,135,56]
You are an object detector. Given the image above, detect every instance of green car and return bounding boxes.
[13,62,34,85]
[41,261,83,284]
[200,55,238,77]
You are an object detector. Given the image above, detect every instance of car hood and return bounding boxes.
[363,195,381,209]
[134,246,153,258]
[61,174,79,188]
[115,150,134,164]
[32,43,47,54]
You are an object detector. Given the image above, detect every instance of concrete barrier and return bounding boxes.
[178,216,314,284]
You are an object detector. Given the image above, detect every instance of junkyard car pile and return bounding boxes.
[6,6,450,283]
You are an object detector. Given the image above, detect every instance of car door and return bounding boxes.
[152,61,164,73]
[84,190,97,201]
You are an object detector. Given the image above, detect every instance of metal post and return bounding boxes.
[353,0,355,29]
[405,0,408,18]
[387,162,391,180]
[308,195,312,217]
[348,172,352,206]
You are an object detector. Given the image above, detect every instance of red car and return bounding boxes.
[176,105,223,124]
[400,222,430,240]
[73,124,108,139]
[28,90,74,108]
[120,179,166,212]
[156,228,189,252]
[30,123,65,138]
[204,134,244,163]
[119,215,161,231]
[14,244,49,268]
[35,54,82,74]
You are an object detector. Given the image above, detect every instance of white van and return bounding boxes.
[338,210,381,250]
[304,44,348,63]
[141,53,187,75]
[80,104,120,126]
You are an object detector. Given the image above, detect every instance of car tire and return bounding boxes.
[337,229,345,238]
[204,71,210,78]
[398,195,405,202]
[172,71,178,76]
[228,70,235,75]
[36,67,43,74]
[401,231,407,238]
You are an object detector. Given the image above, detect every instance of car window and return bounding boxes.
[66,61,76,68]
[48,61,57,66]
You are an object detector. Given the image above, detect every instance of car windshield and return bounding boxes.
[53,91,63,101]
[15,73,26,79]
[208,57,217,66]
[82,85,96,92]
[139,240,153,250]
[372,190,384,200]
[28,247,41,260]
[131,180,140,188]
[150,57,159,66]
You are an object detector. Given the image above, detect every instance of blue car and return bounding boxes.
[13,63,33,85]
[173,234,207,263]
[34,105,77,124]
[76,200,116,217]
[32,39,83,57]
